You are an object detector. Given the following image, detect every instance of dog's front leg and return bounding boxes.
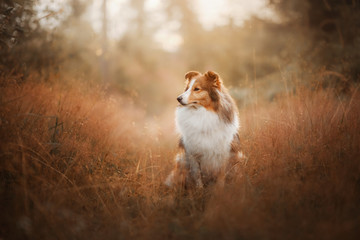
[186,154,203,188]
[165,151,187,187]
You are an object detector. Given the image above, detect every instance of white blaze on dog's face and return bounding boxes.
[178,78,196,105]
[177,71,222,111]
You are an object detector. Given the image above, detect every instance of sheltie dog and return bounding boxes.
[165,70,242,188]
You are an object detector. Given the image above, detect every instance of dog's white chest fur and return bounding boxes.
[175,106,239,172]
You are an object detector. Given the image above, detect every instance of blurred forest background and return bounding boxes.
[2,0,359,113]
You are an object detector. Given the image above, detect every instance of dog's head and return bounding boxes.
[177,71,222,110]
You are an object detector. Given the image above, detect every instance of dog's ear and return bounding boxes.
[185,71,200,80]
[205,70,222,88]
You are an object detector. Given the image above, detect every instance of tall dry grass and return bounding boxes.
[1,77,359,239]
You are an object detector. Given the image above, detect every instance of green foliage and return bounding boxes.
[271,0,360,80]
[0,0,61,78]
[0,0,33,48]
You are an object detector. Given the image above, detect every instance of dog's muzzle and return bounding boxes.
[177,96,184,104]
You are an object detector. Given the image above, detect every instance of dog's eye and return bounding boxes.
[194,87,200,91]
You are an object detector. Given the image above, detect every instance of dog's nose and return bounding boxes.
[177,96,183,103]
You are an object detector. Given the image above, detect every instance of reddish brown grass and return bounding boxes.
[1,77,359,239]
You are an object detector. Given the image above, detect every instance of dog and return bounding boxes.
[165,70,242,188]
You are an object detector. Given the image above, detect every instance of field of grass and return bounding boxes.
[1,76,360,239]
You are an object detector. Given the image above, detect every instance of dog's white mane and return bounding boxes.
[175,104,239,172]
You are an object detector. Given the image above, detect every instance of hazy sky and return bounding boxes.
[36,0,274,51]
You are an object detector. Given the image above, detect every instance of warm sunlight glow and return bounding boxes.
[194,0,273,29]
[37,0,274,51]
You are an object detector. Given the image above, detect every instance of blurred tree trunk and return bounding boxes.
[165,0,204,69]
[131,0,145,38]
[101,0,108,85]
